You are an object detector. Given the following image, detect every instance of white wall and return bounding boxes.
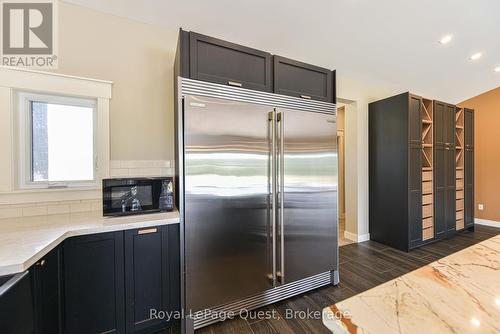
[2,3,402,238]
[51,2,178,161]
[337,75,401,240]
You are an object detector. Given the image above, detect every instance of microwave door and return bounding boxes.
[183,95,274,311]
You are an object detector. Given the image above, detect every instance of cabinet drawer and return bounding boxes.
[456,179,463,189]
[422,204,433,218]
[189,32,272,92]
[456,199,464,211]
[422,227,434,241]
[456,219,464,230]
[422,217,433,229]
[273,55,333,102]
[422,181,433,194]
[456,210,464,220]
[422,194,433,205]
[456,170,463,179]
[456,190,464,200]
[422,171,433,182]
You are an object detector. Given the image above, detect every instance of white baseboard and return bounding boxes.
[344,231,370,243]
[475,218,500,228]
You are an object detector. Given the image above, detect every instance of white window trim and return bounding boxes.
[16,91,99,190]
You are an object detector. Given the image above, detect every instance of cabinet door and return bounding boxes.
[0,271,34,334]
[433,101,446,237]
[63,232,125,334]
[124,225,177,333]
[189,32,272,92]
[445,104,456,233]
[464,108,474,227]
[167,224,180,314]
[33,247,61,334]
[273,56,333,102]
[408,95,422,145]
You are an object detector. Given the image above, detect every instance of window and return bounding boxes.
[17,92,97,189]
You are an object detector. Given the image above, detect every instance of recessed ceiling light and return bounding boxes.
[470,52,483,61]
[439,35,453,44]
[495,66,500,72]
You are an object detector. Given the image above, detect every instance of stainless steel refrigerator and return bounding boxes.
[176,78,338,331]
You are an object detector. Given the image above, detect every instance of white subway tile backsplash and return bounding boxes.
[70,202,92,213]
[0,160,174,220]
[109,160,122,169]
[47,204,70,215]
[22,206,48,217]
[91,200,102,212]
[129,168,162,177]
[109,160,173,178]
[0,207,23,219]
[110,168,129,177]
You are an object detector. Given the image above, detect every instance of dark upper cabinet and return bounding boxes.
[32,247,61,334]
[124,224,179,333]
[273,55,333,102]
[0,271,34,334]
[176,29,337,101]
[189,32,272,92]
[63,232,125,334]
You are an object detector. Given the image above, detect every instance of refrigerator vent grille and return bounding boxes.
[180,78,336,114]
[192,271,334,329]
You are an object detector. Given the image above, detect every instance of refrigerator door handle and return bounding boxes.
[269,110,277,286]
[277,111,285,284]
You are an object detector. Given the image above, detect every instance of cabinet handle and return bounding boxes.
[138,228,157,235]
[36,259,46,267]
[227,81,242,87]
[300,95,312,100]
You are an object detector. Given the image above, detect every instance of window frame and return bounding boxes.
[16,91,98,190]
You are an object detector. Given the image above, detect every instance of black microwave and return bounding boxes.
[103,177,174,217]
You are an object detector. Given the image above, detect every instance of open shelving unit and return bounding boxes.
[421,98,434,240]
[455,107,465,230]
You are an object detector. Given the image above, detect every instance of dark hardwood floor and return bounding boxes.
[159,225,499,334]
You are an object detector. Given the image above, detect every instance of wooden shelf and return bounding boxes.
[422,119,432,124]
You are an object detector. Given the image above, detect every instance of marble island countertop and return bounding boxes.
[323,234,500,334]
[0,210,180,276]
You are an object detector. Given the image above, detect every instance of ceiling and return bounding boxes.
[62,0,500,103]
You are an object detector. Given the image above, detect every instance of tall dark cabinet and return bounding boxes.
[463,108,475,228]
[369,92,474,251]
[434,101,456,237]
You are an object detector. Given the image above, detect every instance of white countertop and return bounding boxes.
[0,210,180,276]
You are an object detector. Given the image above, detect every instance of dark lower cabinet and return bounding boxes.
[1,224,180,334]
[62,225,180,334]
[63,231,125,334]
[124,224,180,333]
[33,247,61,334]
[0,271,34,334]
